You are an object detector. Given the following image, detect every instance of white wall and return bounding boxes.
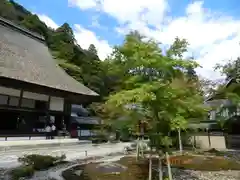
[50,96,64,111]
[191,135,226,149]
[0,95,8,105]
[21,98,35,108]
[0,86,50,102]
[0,86,66,111]
[0,86,20,96]
[23,91,48,101]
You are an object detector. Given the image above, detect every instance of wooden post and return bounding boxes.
[148,148,152,180]
[178,129,183,154]
[158,154,163,180]
[136,136,140,160]
[141,136,144,157]
[18,89,23,107]
[46,96,51,124]
[166,152,173,180]
[207,128,211,148]
[7,95,10,105]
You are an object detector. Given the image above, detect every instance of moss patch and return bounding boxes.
[10,165,34,180]
[9,154,67,180]
[166,155,240,171]
[63,157,149,180]
[18,154,66,170]
[62,155,240,180]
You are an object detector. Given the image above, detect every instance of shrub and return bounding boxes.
[18,154,66,170]
[120,138,131,142]
[11,165,34,180]
[91,136,108,144]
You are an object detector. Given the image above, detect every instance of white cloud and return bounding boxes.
[68,0,98,10]
[38,14,59,29]
[73,24,112,60]
[69,0,240,80]
[145,1,240,80]
[68,0,168,25]
[37,14,112,60]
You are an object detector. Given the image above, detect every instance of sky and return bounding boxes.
[15,0,240,80]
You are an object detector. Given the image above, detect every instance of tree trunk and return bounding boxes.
[223,131,228,149]
[136,137,140,160]
[148,148,152,180]
[158,153,163,180]
[207,129,211,148]
[192,132,197,151]
[178,129,183,154]
[166,152,173,180]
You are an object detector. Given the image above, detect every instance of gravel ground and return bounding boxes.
[171,168,240,180]
[0,169,7,180]
[171,150,240,179]
[224,151,240,162]
[0,150,127,180]
[27,155,124,180]
[2,148,240,180]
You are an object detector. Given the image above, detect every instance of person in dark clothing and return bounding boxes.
[45,124,51,139]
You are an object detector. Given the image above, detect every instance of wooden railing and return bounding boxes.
[72,116,101,125]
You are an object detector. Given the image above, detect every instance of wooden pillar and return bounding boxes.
[64,100,71,131]
[207,128,211,148]
[18,89,23,107]
[46,96,51,124]
[7,95,10,105]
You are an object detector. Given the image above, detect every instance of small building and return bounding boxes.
[0,17,98,136]
[204,78,240,134]
[70,104,101,139]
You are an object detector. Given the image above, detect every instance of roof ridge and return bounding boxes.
[0,16,45,43]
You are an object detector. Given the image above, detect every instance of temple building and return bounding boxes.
[204,78,240,134]
[0,17,98,136]
[70,104,101,138]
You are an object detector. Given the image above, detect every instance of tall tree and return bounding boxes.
[215,58,240,81]
[103,31,207,179]
[88,44,98,57]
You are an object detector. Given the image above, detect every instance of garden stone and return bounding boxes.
[96,162,127,174]
[74,170,83,176]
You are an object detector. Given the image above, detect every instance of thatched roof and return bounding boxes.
[0,17,98,96]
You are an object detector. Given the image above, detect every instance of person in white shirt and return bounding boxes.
[45,125,51,139]
[51,124,56,139]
